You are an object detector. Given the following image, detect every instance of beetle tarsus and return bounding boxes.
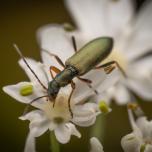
[95,60,126,77]
[104,65,116,74]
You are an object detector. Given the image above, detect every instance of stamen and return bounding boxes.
[127,109,140,133]
[127,103,138,110]
[63,23,75,31]
[127,136,135,141]
[20,84,33,96]
[98,101,111,114]
[127,103,144,117]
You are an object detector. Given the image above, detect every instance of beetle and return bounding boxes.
[14,36,123,116]
[47,37,113,97]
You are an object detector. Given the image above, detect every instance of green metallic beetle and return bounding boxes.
[14,36,119,115]
[47,37,113,99]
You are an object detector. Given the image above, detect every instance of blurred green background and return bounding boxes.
[0,0,151,152]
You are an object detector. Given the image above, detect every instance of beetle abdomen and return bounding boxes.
[65,37,113,75]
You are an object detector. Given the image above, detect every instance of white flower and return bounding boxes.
[121,109,152,152]
[65,0,152,104]
[3,25,119,152]
[90,137,104,152]
[3,59,99,152]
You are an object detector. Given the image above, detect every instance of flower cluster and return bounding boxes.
[3,25,115,151]
[65,0,152,104]
[121,107,152,152]
[3,0,152,152]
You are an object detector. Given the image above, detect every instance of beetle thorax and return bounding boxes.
[48,80,60,100]
[54,66,78,87]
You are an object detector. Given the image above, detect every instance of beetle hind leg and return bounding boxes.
[77,77,98,95]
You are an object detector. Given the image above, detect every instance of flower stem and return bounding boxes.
[90,115,106,141]
[50,132,60,152]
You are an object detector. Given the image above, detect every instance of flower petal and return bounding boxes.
[90,137,104,152]
[136,117,152,140]
[72,103,99,127]
[24,132,36,152]
[20,110,49,137]
[73,68,121,104]
[112,83,130,104]
[95,68,121,94]
[3,82,46,108]
[19,58,48,87]
[126,0,152,60]
[126,78,152,100]
[145,144,152,152]
[65,0,133,41]
[129,56,152,81]
[37,24,74,69]
[72,68,108,103]
[121,133,142,152]
[66,123,81,138]
[95,75,129,105]
[54,123,81,144]
[20,110,50,152]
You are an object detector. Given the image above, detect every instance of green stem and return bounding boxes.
[50,132,60,152]
[90,115,106,141]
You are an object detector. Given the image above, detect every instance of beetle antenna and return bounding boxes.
[23,95,48,115]
[13,44,47,90]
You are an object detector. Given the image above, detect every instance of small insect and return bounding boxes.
[14,36,125,116]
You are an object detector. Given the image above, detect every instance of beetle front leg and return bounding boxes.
[68,80,76,118]
[50,66,61,79]
[95,61,126,77]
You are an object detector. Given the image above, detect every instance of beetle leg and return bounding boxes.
[95,60,126,77]
[71,36,77,52]
[50,66,61,79]
[68,80,75,118]
[42,49,65,68]
[77,77,98,95]
[103,65,116,74]
[77,76,92,83]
